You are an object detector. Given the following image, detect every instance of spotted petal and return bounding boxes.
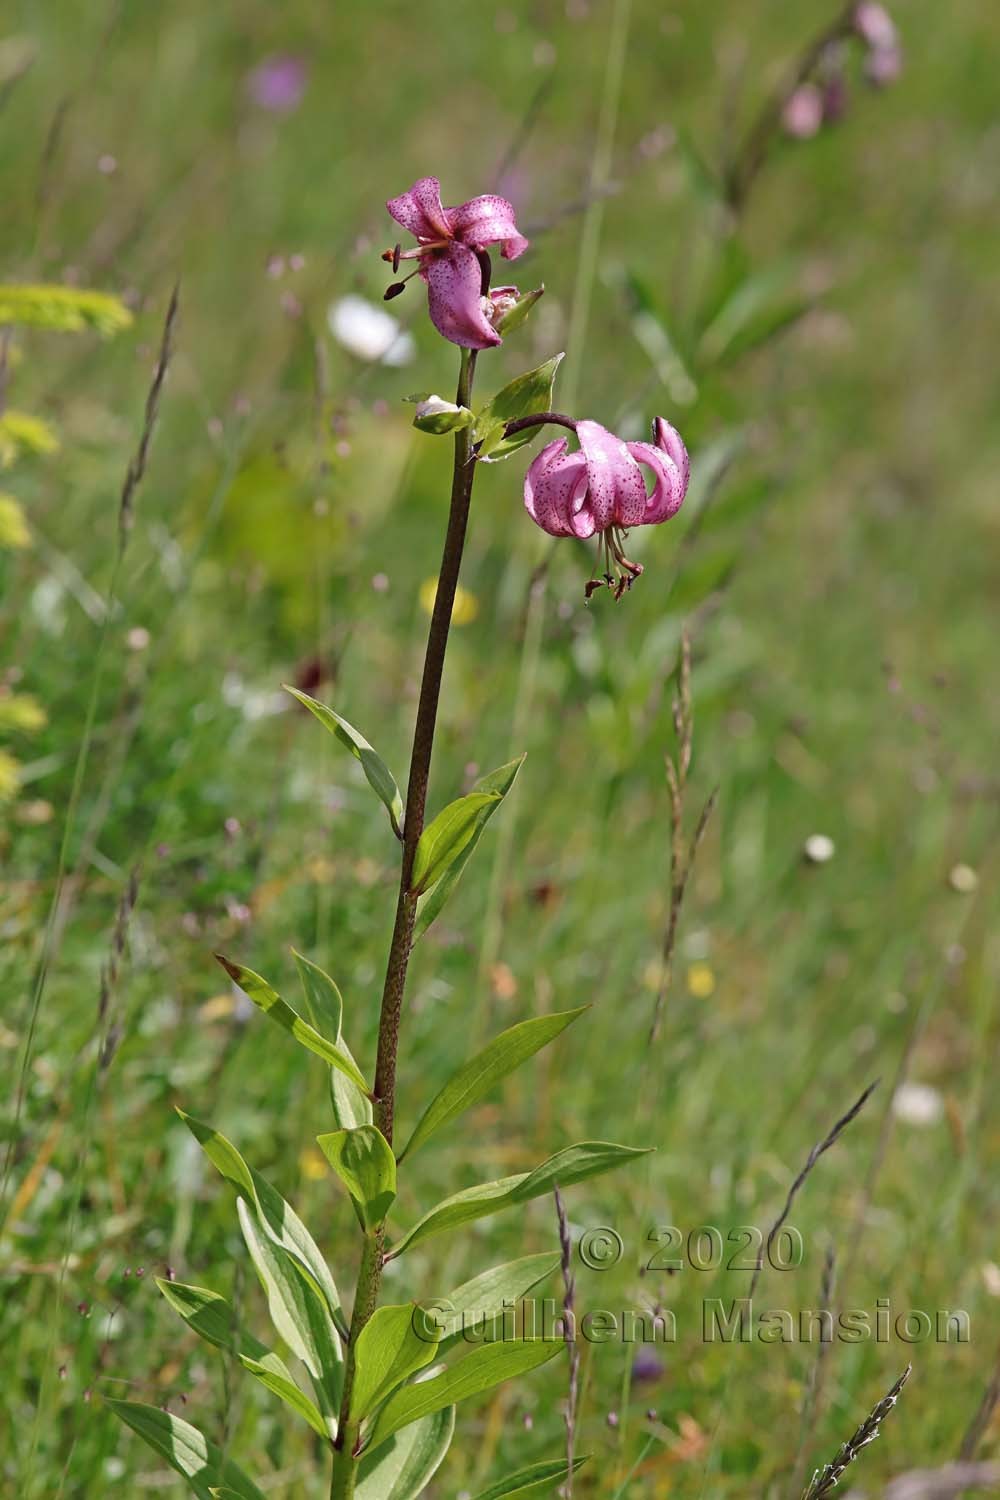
[387,176,451,242]
[576,420,647,531]
[524,440,592,538]
[425,243,500,350]
[448,194,529,260]
[626,441,685,524]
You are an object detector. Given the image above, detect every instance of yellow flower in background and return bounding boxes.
[0,693,47,733]
[419,576,479,625]
[0,750,21,801]
[686,962,715,999]
[0,493,30,549]
[299,1146,329,1182]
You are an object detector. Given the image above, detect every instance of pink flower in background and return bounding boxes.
[524,417,689,598]
[853,3,902,88]
[247,54,308,113]
[782,84,825,140]
[385,176,529,349]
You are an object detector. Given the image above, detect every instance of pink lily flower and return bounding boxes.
[384,176,529,350]
[524,418,689,598]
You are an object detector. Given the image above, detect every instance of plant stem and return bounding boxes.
[329,345,479,1498]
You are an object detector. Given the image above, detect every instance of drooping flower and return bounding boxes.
[523,417,689,598]
[384,176,529,350]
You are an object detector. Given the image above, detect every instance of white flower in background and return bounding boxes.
[803,833,836,864]
[981,1262,1000,1298]
[328,295,415,366]
[892,1081,943,1127]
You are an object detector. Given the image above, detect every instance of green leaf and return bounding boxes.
[155,1278,326,1438]
[411,396,476,434]
[410,793,500,898]
[473,353,564,462]
[286,686,404,837]
[389,1141,652,1259]
[178,1111,343,1324]
[356,1406,455,1500]
[236,1355,328,1439]
[399,1009,585,1161]
[350,1304,441,1422]
[430,1253,562,1354]
[0,283,133,335]
[237,1197,342,1432]
[697,263,809,368]
[216,956,370,1093]
[155,1278,271,1362]
[106,1401,266,1500]
[316,1126,397,1230]
[471,1457,589,1498]
[294,951,373,1129]
[366,1340,561,1451]
[413,756,525,941]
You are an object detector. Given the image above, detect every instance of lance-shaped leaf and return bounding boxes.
[399,1009,585,1162]
[237,1197,342,1431]
[157,1279,325,1435]
[474,353,565,462]
[105,1402,266,1500]
[356,1405,455,1500]
[316,1125,396,1230]
[427,1252,561,1353]
[216,956,370,1094]
[294,951,373,1129]
[286,686,404,837]
[350,1304,441,1422]
[471,1457,589,1498]
[410,793,500,898]
[178,1111,343,1325]
[388,1142,652,1260]
[413,756,525,941]
[366,1339,561,1451]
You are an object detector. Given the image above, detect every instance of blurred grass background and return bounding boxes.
[1,0,998,1495]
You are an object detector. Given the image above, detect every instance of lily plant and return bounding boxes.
[110,174,689,1500]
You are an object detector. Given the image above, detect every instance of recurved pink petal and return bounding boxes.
[626,442,685,524]
[577,420,647,531]
[387,176,451,241]
[524,441,592,538]
[449,194,529,259]
[652,417,690,497]
[425,243,500,350]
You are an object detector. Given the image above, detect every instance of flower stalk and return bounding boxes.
[330,343,479,1498]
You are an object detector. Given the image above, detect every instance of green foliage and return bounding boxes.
[399,1009,585,1161]
[104,1403,265,1500]
[365,1340,562,1451]
[431,1253,562,1353]
[216,955,370,1092]
[294,951,373,1129]
[178,1111,343,1323]
[413,755,525,939]
[410,792,501,897]
[0,283,133,336]
[316,1124,397,1229]
[473,353,565,461]
[236,1197,343,1432]
[471,1458,589,1498]
[389,1141,652,1258]
[355,1407,455,1499]
[286,687,404,838]
[350,1304,441,1422]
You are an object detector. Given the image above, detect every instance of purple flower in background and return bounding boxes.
[247,54,308,114]
[384,176,529,349]
[864,40,903,87]
[524,417,689,598]
[782,83,825,140]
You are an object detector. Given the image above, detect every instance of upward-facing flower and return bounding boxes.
[384,176,528,349]
[524,417,689,598]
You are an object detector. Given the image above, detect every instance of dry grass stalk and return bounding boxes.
[802,1364,912,1500]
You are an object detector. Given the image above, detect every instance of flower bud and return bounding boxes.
[411,395,476,435]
